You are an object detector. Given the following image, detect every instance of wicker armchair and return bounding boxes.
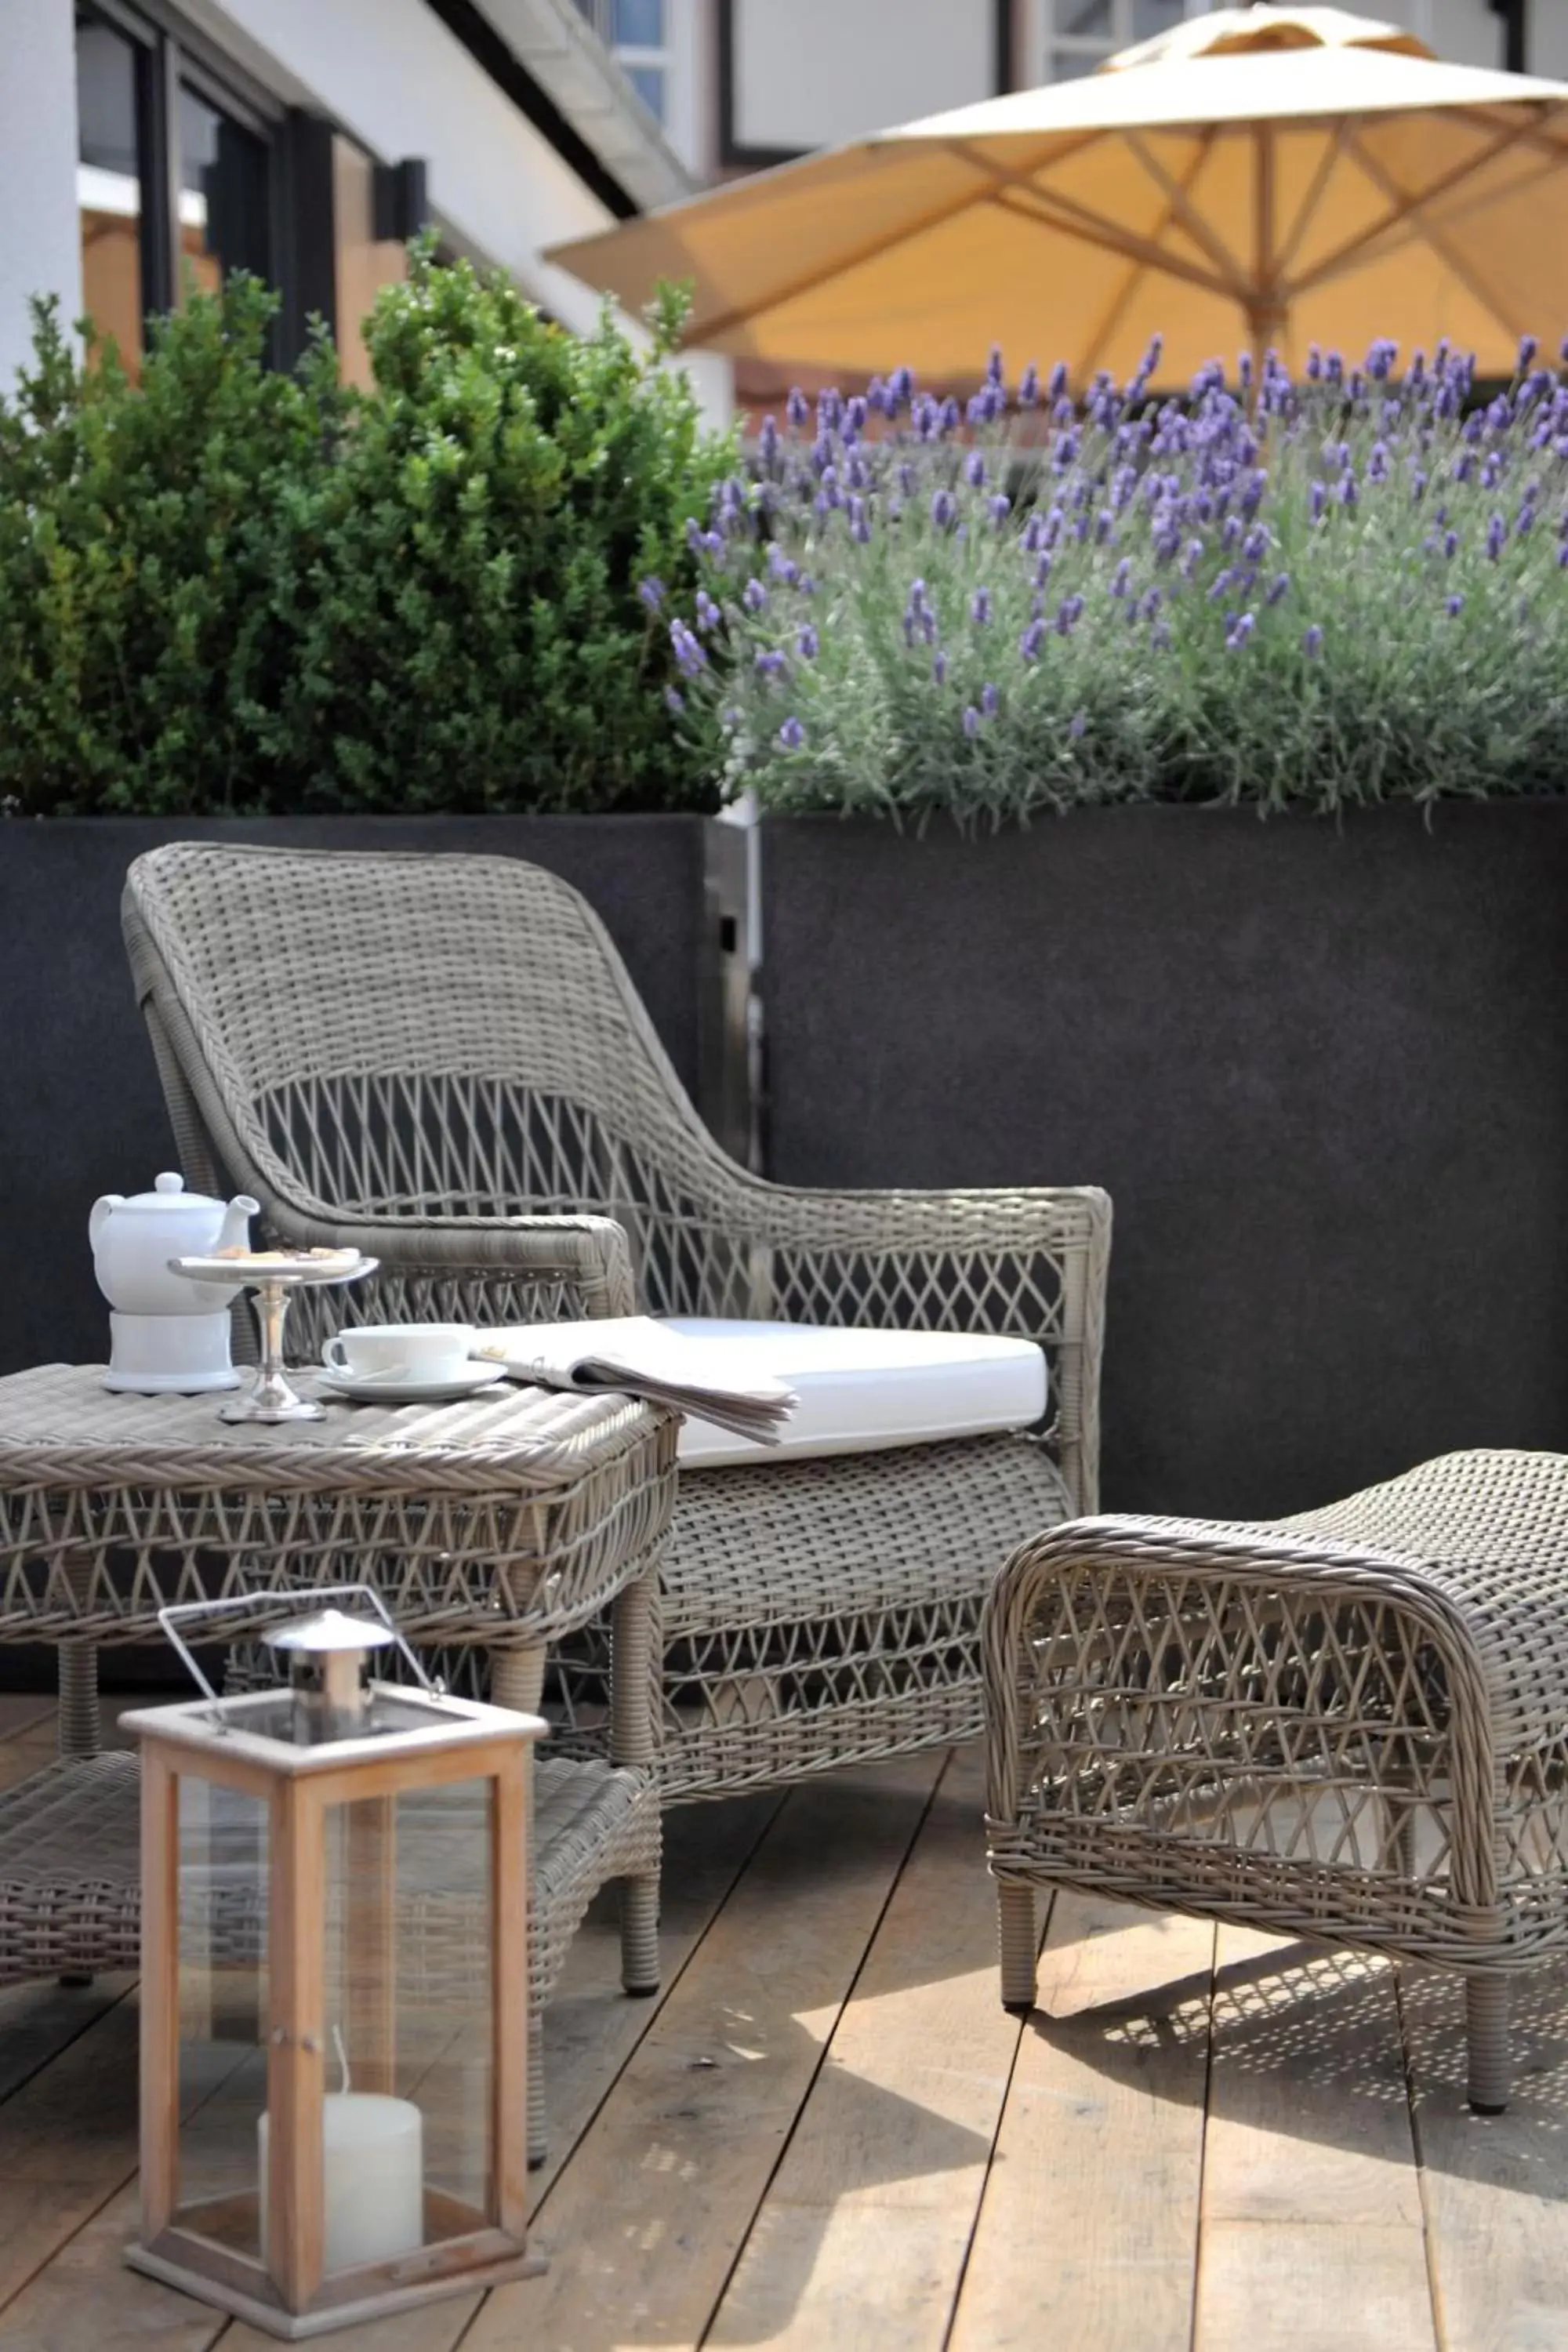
[124,840,1111,1800]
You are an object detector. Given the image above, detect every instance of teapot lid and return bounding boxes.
[118,1173,223,1214]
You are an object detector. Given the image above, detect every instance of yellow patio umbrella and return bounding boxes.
[546,4,1568,390]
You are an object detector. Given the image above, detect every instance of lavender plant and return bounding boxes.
[663,336,1568,822]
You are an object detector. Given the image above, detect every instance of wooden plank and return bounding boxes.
[1194,1924,1436,2352]
[0,2180,224,2352]
[949,1890,1215,2352]
[0,1977,135,2110]
[704,1747,1022,2351]
[459,1754,946,2352]
[1403,1962,1568,2352]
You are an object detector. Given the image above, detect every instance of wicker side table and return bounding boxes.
[982,1450,1568,2114]
[0,1363,677,2161]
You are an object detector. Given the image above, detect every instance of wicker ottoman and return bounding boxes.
[982,1450,1568,2113]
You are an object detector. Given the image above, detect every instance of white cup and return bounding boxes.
[324,1324,476,1385]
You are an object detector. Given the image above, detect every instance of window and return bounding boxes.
[75,6,153,374]
[178,78,272,296]
[575,0,673,126]
[1042,0,1211,80]
[74,2,278,372]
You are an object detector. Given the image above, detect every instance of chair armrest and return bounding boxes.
[719,1176,1112,1514]
[264,1203,637,1327]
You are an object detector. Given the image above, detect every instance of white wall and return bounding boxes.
[205,0,618,333]
[0,0,82,393]
[1528,0,1568,78]
[731,0,994,150]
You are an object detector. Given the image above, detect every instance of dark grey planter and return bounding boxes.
[761,800,1568,1521]
[0,813,712,1380]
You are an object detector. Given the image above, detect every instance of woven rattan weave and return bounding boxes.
[123,841,1112,1799]
[982,1450,1568,2113]
[0,1364,676,2160]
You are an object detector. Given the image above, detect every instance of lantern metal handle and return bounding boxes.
[155,1584,440,1709]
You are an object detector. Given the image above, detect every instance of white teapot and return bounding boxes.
[90,1172,260,1393]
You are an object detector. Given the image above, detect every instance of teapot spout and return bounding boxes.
[217,1196,260,1253]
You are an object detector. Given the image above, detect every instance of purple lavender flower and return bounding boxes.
[754,648,787,679]
[1487,514,1507,561]
[971,588,993,626]
[664,687,684,714]
[889,365,915,408]
[637,575,666,612]
[1142,586,1163,622]
[786,387,808,429]
[847,394,868,434]
[742,578,768,613]
[768,546,798,586]
[931,488,956,531]
[1110,558,1132,600]
[779,716,806,750]
[1367,338,1397,383]
[962,705,981,739]
[908,578,927,614]
[1019,362,1040,408]
[1519,334,1538,373]
[1303,625,1325,658]
[1310,481,1328,524]
[1019,618,1045,663]
[989,493,1011,528]
[941,397,962,434]
[933,650,948,685]
[798,573,817,596]
[1447,593,1466,615]
[670,619,707,678]
[982,682,1000,717]
[849,495,870,543]
[1225,612,1256,652]
[1307,346,1323,382]
[986,345,1004,390]
[1368,441,1391,484]
[965,450,987,489]
[1181,539,1205,579]
[797,623,819,659]
[696,590,722,632]
[898,461,916,498]
[1266,572,1290,605]
[1069,710,1087,740]
[1047,361,1069,401]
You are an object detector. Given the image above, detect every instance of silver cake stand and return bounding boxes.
[169,1255,379,1423]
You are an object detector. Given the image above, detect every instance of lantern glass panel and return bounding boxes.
[169,1768,497,2283]
[173,1774,270,2259]
[316,1777,496,2272]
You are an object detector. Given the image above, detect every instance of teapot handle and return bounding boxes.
[89,1195,122,1245]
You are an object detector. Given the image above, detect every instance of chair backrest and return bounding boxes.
[123,840,752,1315]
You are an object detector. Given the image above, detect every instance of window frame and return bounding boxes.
[76,0,292,356]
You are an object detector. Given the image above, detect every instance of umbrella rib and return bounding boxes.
[1079,129,1220,384]
[1284,115,1535,296]
[986,185,1236,300]
[1271,121,1352,285]
[684,135,1101,346]
[1332,129,1529,339]
[1121,132,1250,296]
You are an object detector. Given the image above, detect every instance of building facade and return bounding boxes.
[0,0,728,410]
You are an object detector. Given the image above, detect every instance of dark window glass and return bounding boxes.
[179,81,270,293]
[76,9,145,370]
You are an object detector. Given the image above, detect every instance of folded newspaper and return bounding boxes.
[474,1317,797,1447]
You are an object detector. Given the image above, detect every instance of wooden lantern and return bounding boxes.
[122,1592,545,2339]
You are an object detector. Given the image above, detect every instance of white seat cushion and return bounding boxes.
[662,1319,1047,1468]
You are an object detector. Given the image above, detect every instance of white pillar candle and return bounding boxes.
[259,2093,424,2274]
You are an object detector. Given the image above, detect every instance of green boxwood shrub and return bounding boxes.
[0,249,732,815]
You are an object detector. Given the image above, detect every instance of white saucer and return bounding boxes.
[317,1361,509,1406]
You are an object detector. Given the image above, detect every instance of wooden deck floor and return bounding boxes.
[0,1694,1565,2350]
